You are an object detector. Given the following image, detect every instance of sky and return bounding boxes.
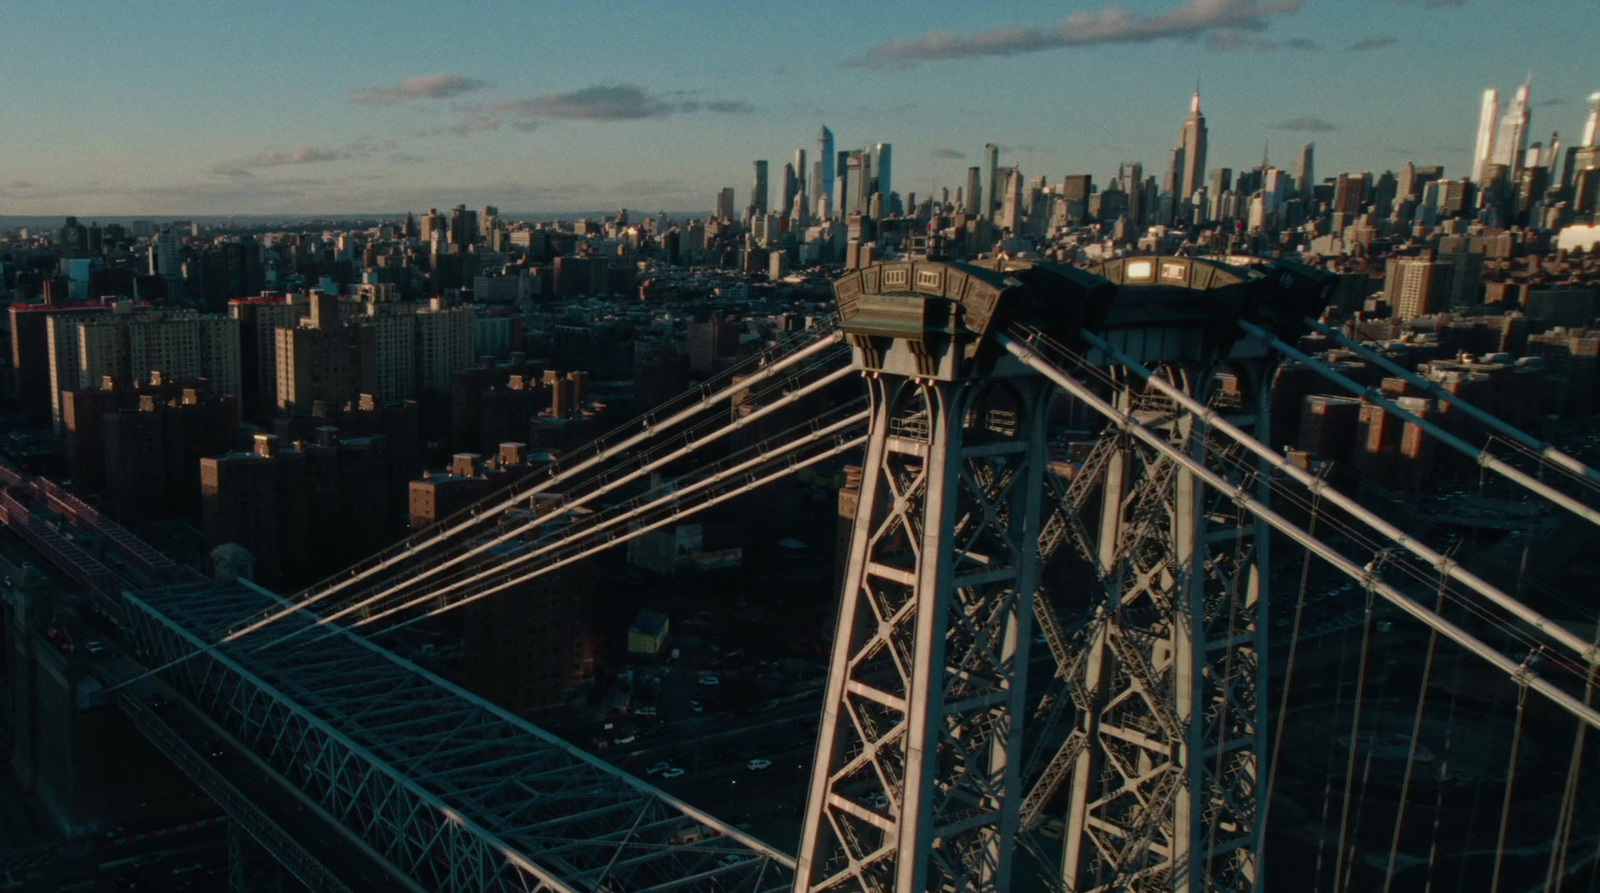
[2,0,1597,217]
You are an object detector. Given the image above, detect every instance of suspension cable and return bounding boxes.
[228,325,848,639]
[1260,467,1324,873]
[363,431,869,638]
[255,366,861,643]
[1332,580,1380,893]
[1547,630,1599,892]
[246,406,870,653]
[1238,319,1600,530]
[1423,647,1466,893]
[1000,333,1600,732]
[1076,327,1600,667]
[1382,572,1449,892]
[1488,682,1530,893]
[1304,316,1600,491]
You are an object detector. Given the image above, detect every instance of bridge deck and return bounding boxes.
[124,578,796,893]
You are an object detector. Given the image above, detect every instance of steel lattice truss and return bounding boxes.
[796,373,1048,893]
[1057,384,1267,893]
[123,580,796,893]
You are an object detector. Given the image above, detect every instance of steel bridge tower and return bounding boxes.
[794,261,1111,892]
[795,257,1306,892]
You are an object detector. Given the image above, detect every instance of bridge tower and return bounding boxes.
[1052,256,1281,892]
[794,260,1112,892]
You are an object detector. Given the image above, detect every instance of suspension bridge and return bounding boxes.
[7,255,1600,892]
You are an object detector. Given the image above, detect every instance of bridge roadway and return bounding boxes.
[118,577,798,893]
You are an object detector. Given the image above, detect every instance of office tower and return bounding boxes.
[965,167,982,215]
[751,161,769,216]
[819,126,835,206]
[1386,256,1453,319]
[848,151,870,216]
[1120,162,1146,227]
[716,187,736,221]
[871,143,892,205]
[1547,133,1562,173]
[811,160,825,215]
[1398,162,1418,201]
[984,144,1000,223]
[403,212,418,239]
[1208,167,1233,198]
[481,205,499,235]
[449,205,479,248]
[836,150,851,213]
[1474,88,1500,183]
[998,168,1023,232]
[781,163,797,217]
[231,292,311,421]
[1176,90,1208,199]
[151,226,184,296]
[1492,77,1532,178]
[1297,143,1315,200]
[795,149,807,200]
[1584,92,1600,148]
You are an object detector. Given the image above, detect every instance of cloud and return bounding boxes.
[705,99,756,114]
[931,148,968,160]
[847,0,1304,67]
[1284,36,1322,50]
[208,140,387,175]
[1535,98,1567,108]
[1395,0,1465,8]
[487,84,751,128]
[1347,35,1398,51]
[352,73,493,106]
[388,153,428,164]
[1271,115,1338,132]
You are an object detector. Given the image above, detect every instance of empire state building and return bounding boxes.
[1175,90,1209,200]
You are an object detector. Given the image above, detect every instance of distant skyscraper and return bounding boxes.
[1473,88,1500,183]
[1296,143,1315,200]
[848,151,870,216]
[818,126,835,205]
[794,149,807,202]
[1492,77,1532,178]
[836,150,850,215]
[1176,90,1208,199]
[811,160,825,216]
[871,143,892,207]
[1582,92,1600,148]
[716,187,736,221]
[984,144,1001,223]
[964,167,982,216]
[751,161,769,216]
[781,163,797,217]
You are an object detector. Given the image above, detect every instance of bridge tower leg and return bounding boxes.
[795,327,1051,891]
[1058,365,1270,892]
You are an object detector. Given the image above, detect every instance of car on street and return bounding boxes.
[646,761,671,776]
[85,639,107,658]
[661,767,686,779]
[747,759,771,770]
[698,675,720,686]
[689,700,704,714]
[613,734,637,746]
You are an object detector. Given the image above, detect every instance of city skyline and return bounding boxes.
[3,0,1599,216]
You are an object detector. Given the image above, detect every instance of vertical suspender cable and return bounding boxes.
[1382,577,1448,893]
[1488,684,1530,893]
[1332,584,1379,893]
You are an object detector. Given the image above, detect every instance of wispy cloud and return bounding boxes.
[848,0,1304,67]
[931,148,968,160]
[209,139,396,176]
[352,73,493,106]
[1535,98,1567,108]
[1272,115,1338,132]
[1395,0,1465,8]
[1348,35,1398,51]
[704,99,756,114]
[1284,37,1322,50]
[455,85,757,132]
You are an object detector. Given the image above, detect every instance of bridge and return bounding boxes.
[5,255,1599,892]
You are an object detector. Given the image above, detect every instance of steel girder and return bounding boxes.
[795,368,1050,893]
[122,580,796,893]
[1056,377,1269,893]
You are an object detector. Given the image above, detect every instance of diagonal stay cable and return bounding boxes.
[361,428,869,638]
[1001,332,1600,733]
[225,325,847,641]
[251,366,860,649]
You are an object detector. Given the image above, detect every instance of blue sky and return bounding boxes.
[2,0,1596,216]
